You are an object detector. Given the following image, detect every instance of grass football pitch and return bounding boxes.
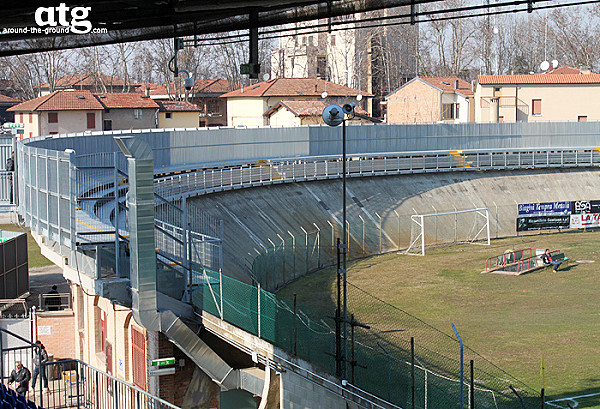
[278,230,600,408]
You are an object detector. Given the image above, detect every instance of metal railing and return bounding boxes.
[485,248,560,274]
[37,293,72,312]
[154,148,600,200]
[0,327,180,409]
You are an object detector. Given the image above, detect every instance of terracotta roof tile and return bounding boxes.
[39,73,127,89]
[133,82,162,92]
[155,100,201,112]
[150,79,233,96]
[420,77,474,96]
[544,66,581,75]
[221,78,373,98]
[95,93,158,109]
[8,90,104,111]
[265,100,369,117]
[478,73,600,85]
[0,94,21,103]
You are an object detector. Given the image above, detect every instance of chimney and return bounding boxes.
[144,87,150,98]
[580,65,591,75]
[454,79,460,90]
[314,84,318,93]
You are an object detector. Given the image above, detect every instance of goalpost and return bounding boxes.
[405,208,490,256]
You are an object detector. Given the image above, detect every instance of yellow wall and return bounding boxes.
[16,110,102,137]
[15,112,40,139]
[74,283,147,386]
[475,83,600,122]
[227,97,269,127]
[268,108,302,127]
[226,96,372,127]
[158,112,199,128]
[41,110,102,135]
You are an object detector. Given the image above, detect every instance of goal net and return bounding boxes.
[404,208,490,256]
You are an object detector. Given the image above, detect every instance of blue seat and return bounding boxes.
[2,400,13,409]
[5,395,16,407]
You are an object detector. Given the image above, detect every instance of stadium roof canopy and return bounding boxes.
[0,0,588,56]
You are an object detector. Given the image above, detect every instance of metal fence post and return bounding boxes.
[327,220,335,263]
[287,230,295,277]
[470,360,475,409]
[257,282,261,338]
[76,362,81,408]
[219,269,224,320]
[394,210,400,251]
[376,212,382,254]
[359,215,365,256]
[293,293,297,356]
[0,330,3,383]
[114,152,121,278]
[411,337,415,409]
[300,226,308,275]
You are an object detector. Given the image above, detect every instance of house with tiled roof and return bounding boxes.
[0,94,21,125]
[475,69,600,122]
[37,73,129,95]
[220,77,372,127]
[150,79,232,127]
[8,90,105,138]
[385,77,474,124]
[8,89,207,138]
[155,100,201,128]
[96,92,160,131]
[265,100,379,126]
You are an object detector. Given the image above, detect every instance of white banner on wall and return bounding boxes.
[570,213,600,228]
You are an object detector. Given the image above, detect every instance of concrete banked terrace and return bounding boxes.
[16,122,600,408]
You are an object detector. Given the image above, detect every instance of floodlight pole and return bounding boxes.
[342,117,348,381]
[323,103,354,382]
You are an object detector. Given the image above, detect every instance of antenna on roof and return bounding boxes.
[551,60,558,69]
[540,60,550,72]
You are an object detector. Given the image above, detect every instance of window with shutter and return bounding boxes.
[132,328,147,390]
[532,99,542,116]
[87,113,96,129]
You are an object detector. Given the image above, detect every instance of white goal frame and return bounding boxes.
[405,207,491,256]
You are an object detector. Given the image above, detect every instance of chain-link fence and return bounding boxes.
[198,267,539,409]
[346,282,540,408]
[251,202,530,292]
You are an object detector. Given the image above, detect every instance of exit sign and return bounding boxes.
[151,357,175,367]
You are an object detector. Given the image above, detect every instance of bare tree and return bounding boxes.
[418,0,478,76]
[549,7,600,71]
[0,38,70,99]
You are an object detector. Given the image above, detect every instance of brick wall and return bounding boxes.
[36,311,75,360]
[387,79,441,124]
[157,333,201,406]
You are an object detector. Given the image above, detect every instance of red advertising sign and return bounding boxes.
[570,213,600,228]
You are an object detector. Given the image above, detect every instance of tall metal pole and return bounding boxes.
[411,337,415,409]
[342,118,348,380]
[336,238,342,377]
[470,360,475,409]
[452,323,464,409]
